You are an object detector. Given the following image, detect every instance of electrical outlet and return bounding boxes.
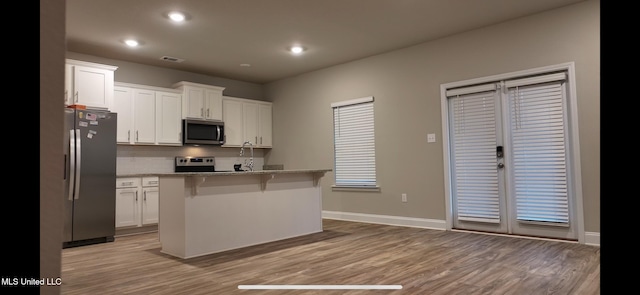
[402,193,407,202]
[427,133,436,143]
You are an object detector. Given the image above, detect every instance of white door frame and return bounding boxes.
[439,62,585,244]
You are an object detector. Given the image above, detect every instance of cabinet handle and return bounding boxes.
[127,130,130,142]
[207,108,210,117]
[144,191,146,201]
[64,90,68,102]
[201,108,204,117]
[136,130,139,141]
[260,137,262,144]
[148,181,158,185]
[74,91,79,103]
[255,136,257,144]
[135,191,138,201]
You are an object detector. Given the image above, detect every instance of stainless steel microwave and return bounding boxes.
[182,119,225,145]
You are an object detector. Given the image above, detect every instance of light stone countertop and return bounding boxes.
[117,169,332,178]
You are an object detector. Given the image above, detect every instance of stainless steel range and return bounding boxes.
[174,156,216,172]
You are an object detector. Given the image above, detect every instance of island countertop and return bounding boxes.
[117,168,332,178]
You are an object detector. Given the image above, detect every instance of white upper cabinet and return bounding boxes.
[113,82,182,146]
[172,81,225,121]
[258,104,272,147]
[155,91,182,145]
[65,59,117,110]
[132,89,156,144]
[113,86,134,143]
[222,96,273,148]
[243,102,259,145]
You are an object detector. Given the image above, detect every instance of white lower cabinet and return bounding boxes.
[116,176,159,228]
[141,177,159,225]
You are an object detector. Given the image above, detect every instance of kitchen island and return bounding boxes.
[156,169,331,259]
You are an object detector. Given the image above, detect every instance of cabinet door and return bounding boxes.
[222,99,244,146]
[116,188,139,228]
[243,102,259,144]
[258,104,272,147]
[142,187,159,225]
[183,86,206,119]
[156,91,182,144]
[205,89,223,120]
[65,64,73,105]
[113,86,134,144]
[133,89,156,144]
[73,65,113,109]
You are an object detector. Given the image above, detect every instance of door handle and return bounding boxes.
[74,129,81,199]
[497,163,504,169]
[68,130,76,201]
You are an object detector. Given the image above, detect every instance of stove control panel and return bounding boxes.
[175,156,216,172]
[175,156,215,166]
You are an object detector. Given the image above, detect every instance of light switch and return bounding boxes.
[427,133,436,143]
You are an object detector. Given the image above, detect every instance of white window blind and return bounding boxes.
[507,73,569,224]
[332,96,376,187]
[448,87,501,223]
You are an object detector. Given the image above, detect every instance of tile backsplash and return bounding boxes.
[117,145,265,175]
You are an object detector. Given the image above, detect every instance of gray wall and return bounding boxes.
[41,0,65,294]
[66,52,266,101]
[264,0,600,233]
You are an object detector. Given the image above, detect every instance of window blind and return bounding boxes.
[332,97,376,187]
[507,74,569,224]
[449,88,501,223]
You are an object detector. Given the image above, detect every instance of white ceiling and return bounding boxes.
[66,0,585,84]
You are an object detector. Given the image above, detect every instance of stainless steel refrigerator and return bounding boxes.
[63,108,117,248]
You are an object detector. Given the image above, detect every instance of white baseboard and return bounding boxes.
[322,210,601,247]
[322,210,446,230]
[584,232,600,246]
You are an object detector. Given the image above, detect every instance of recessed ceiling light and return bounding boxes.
[124,39,139,47]
[290,46,305,54]
[168,11,186,22]
[240,63,251,67]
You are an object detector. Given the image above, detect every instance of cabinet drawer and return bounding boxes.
[116,177,141,188]
[142,176,159,187]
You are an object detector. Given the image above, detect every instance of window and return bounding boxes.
[331,96,377,188]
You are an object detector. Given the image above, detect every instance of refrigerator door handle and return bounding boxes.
[74,129,82,199]
[68,129,76,201]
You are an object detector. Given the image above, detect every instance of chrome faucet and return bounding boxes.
[240,141,254,171]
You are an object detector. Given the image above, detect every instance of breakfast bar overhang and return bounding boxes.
[157,169,331,259]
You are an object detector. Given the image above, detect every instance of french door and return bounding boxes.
[445,69,580,241]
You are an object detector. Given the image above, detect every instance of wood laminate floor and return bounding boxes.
[61,219,600,295]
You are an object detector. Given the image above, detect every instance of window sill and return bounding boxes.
[331,185,381,192]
